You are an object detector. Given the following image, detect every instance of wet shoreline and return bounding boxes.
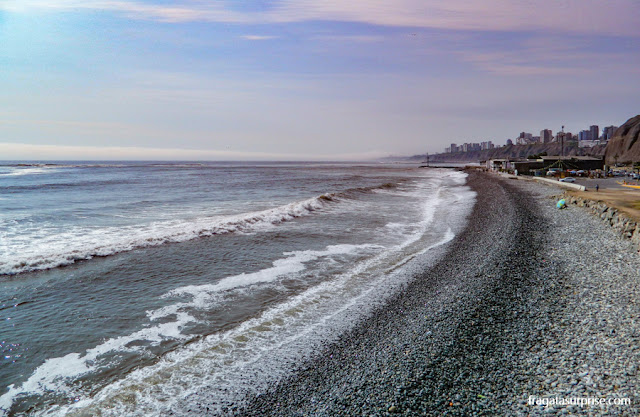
[230,170,640,416]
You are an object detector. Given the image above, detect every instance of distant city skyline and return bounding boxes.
[1,1,639,160]
[443,121,619,154]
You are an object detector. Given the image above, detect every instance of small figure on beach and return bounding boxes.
[596,184,599,192]
[556,199,567,209]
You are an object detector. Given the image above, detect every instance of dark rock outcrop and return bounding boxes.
[604,115,640,164]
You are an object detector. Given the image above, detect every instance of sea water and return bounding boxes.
[0,162,475,416]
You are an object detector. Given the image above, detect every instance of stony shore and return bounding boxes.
[562,192,640,248]
[235,171,640,416]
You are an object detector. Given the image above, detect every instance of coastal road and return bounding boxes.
[557,176,632,191]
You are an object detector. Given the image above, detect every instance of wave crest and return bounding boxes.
[0,194,338,275]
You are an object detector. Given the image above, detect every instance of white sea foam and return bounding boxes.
[0,167,55,177]
[0,169,477,416]
[148,243,380,321]
[0,312,195,414]
[41,227,461,417]
[0,194,337,275]
[0,243,379,414]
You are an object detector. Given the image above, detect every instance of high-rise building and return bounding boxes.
[516,132,534,145]
[603,125,618,140]
[590,125,599,141]
[449,143,458,153]
[579,130,591,141]
[481,141,494,150]
[540,129,553,143]
[556,131,573,142]
[506,139,513,146]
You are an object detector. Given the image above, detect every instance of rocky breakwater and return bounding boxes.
[562,194,640,249]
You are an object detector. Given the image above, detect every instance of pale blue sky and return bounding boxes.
[1,1,639,160]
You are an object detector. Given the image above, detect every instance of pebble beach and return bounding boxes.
[234,171,640,416]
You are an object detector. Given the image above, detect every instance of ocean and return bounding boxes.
[0,162,475,416]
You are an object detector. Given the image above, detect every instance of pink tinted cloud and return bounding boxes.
[457,34,640,76]
[271,0,640,36]
[5,0,640,37]
[241,35,278,40]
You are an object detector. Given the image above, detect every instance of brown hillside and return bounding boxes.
[605,115,640,164]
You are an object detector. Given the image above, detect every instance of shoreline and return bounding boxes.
[229,170,640,416]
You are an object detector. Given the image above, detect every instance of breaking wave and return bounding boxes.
[0,194,338,275]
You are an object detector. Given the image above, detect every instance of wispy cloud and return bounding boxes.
[0,0,249,23]
[2,1,638,157]
[311,35,386,43]
[460,50,587,76]
[241,35,278,41]
[271,0,640,36]
[3,0,639,36]
[457,35,640,76]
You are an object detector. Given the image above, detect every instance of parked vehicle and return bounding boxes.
[559,177,576,183]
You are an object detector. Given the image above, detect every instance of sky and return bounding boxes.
[1,0,639,161]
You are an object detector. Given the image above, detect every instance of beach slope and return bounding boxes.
[237,171,639,416]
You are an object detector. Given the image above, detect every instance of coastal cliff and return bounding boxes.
[604,115,640,165]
